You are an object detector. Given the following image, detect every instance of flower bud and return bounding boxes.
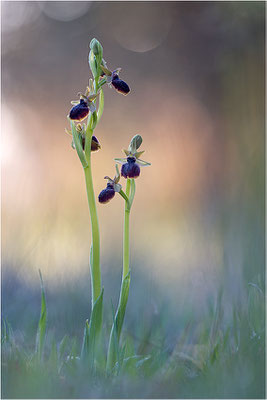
[69,99,89,121]
[121,157,140,179]
[111,74,130,96]
[90,38,103,58]
[91,135,101,151]
[98,183,115,204]
[129,134,142,153]
[80,135,101,152]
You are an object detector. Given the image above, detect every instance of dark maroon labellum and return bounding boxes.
[121,157,140,179]
[112,75,130,95]
[98,183,115,204]
[69,99,89,121]
[81,135,100,152]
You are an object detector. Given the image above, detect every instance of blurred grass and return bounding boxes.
[1,265,265,399]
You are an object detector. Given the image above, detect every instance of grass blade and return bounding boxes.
[81,287,104,366]
[36,269,47,362]
[106,271,131,372]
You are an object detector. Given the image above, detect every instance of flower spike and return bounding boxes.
[115,135,151,179]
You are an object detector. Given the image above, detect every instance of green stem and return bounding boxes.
[84,157,101,307]
[123,179,131,278]
[83,79,102,308]
[106,178,134,371]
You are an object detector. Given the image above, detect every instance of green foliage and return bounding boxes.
[70,121,88,168]
[2,281,264,398]
[2,276,265,399]
[35,270,47,362]
[106,272,131,372]
[81,288,104,367]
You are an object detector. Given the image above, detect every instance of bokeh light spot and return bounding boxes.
[38,1,91,22]
[111,2,173,53]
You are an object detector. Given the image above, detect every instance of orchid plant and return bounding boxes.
[66,38,150,371]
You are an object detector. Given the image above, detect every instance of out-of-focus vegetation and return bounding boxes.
[2,1,265,398]
[2,269,265,398]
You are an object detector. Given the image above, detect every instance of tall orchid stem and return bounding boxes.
[83,81,102,308]
[84,147,101,306]
[106,178,134,371]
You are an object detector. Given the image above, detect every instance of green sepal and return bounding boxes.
[89,49,98,78]
[115,164,120,183]
[87,93,98,102]
[114,157,127,165]
[100,65,112,76]
[106,271,131,372]
[135,150,145,159]
[35,269,47,362]
[136,158,151,167]
[70,120,88,169]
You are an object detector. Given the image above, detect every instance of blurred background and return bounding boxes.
[1,0,264,374]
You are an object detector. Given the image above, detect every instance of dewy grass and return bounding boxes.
[67,39,150,369]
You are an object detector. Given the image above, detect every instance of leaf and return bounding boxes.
[70,120,88,169]
[122,355,151,373]
[106,272,131,372]
[59,335,69,361]
[1,319,13,344]
[97,89,104,122]
[248,282,264,336]
[49,339,58,368]
[36,269,47,362]
[81,288,104,366]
